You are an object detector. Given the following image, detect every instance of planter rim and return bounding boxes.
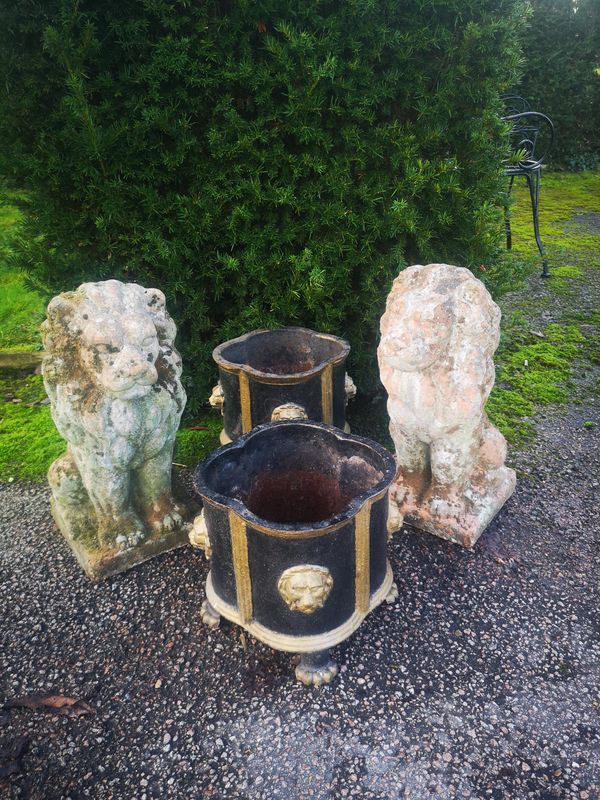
[193,420,396,536]
[212,327,351,382]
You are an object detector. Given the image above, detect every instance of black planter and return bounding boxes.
[209,327,353,442]
[192,420,397,686]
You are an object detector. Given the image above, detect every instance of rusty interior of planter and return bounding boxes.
[216,328,348,376]
[203,424,385,528]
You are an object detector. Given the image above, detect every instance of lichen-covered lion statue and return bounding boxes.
[42,279,189,578]
[378,263,516,547]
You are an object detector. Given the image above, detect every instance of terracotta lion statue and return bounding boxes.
[42,280,188,576]
[378,263,516,547]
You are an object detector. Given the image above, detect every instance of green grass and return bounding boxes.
[0,374,65,481]
[174,417,222,468]
[0,190,47,351]
[485,171,600,443]
[506,171,600,257]
[0,270,47,351]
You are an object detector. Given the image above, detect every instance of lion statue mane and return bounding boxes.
[42,280,188,564]
[378,263,516,547]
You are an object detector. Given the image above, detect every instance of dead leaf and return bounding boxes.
[257,20,267,32]
[5,694,94,718]
[154,679,162,689]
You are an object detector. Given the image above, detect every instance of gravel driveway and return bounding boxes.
[1,387,598,799]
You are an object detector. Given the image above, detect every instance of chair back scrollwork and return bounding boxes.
[502,104,554,174]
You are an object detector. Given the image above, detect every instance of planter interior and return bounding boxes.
[203,424,385,526]
[216,328,348,377]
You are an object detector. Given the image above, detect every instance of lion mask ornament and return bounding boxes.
[378,264,516,548]
[42,279,189,579]
[277,565,333,614]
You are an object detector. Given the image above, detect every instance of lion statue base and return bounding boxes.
[42,279,190,580]
[378,264,516,548]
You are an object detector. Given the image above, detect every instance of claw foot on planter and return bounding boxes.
[209,382,224,414]
[200,599,220,629]
[387,497,404,540]
[295,650,338,687]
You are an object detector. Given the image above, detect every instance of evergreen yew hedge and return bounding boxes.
[517,0,600,168]
[0,1,527,412]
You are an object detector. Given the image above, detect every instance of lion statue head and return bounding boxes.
[378,263,501,415]
[41,279,185,411]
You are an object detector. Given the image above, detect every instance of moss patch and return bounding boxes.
[487,321,594,442]
[548,264,585,295]
[174,417,223,468]
[489,170,600,442]
[0,373,47,404]
[485,389,535,444]
[508,172,600,258]
[503,325,584,402]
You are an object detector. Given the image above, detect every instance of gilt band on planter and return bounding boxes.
[192,420,397,686]
[210,327,353,443]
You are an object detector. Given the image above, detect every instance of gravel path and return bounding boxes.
[1,388,598,799]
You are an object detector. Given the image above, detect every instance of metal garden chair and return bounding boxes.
[502,96,555,277]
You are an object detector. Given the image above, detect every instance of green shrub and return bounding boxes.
[0,0,527,413]
[517,0,600,165]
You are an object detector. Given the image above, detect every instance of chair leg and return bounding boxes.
[505,176,515,250]
[527,170,549,277]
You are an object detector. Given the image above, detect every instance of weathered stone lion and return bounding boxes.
[378,263,516,547]
[42,279,188,579]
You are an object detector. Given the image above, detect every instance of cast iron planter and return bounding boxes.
[209,327,354,442]
[192,420,397,686]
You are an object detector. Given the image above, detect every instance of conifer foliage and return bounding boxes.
[518,0,600,168]
[0,1,527,409]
